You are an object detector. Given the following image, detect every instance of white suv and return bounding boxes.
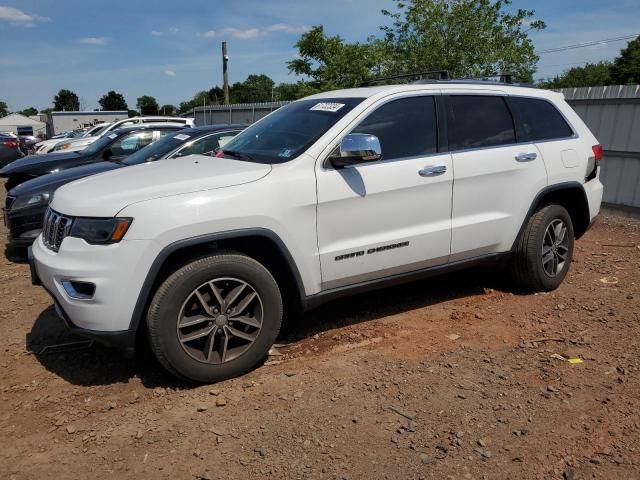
[52,116,196,153]
[30,82,604,382]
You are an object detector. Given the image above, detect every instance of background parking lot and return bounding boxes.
[0,185,638,479]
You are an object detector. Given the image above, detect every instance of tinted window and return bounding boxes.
[352,96,437,160]
[122,131,190,165]
[509,97,573,142]
[447,95,515,150]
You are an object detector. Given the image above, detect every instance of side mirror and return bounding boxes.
[329,134,382,169]
[102,148,112,160]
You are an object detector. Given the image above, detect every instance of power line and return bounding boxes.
[537,34,638,54]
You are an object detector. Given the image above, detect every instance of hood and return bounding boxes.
[52,155,272,217]
[0,151,92,176]
[35,138,62,147]
[53,136,96,153]
[9,161,122,197]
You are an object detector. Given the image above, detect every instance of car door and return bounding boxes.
[316,94,453,290]
[446,93,547,260]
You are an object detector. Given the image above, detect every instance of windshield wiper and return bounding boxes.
[218,149,255,162]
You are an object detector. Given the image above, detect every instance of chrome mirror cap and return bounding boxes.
[330,133,382,168]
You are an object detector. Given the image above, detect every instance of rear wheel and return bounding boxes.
[147,252,282,383]
[511,204,574,291]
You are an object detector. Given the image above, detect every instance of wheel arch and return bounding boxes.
[128,229,306,335]
[512,181,591,251]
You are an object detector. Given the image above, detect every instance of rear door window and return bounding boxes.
[508,96,573,142]
[447,95,516,150]
[351,96,438,160]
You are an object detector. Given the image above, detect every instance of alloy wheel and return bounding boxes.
[541,219,569,277]
[177,277,263,364]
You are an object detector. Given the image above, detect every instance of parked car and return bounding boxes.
[4,125,244,248]
[0,124,185,190]
[19,135,39,155]
[34,124,111,155]
[0,133,24,168]
[52,116,196,153]
[30,80,603,383]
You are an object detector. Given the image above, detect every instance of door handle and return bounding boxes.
[418,165,447,177]
[515,152,537,162]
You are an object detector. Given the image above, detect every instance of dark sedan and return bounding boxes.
[3,124,244,249]
[0,124,185,191]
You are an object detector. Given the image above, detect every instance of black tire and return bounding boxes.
[147,252,282,383]
[511,204,575,291]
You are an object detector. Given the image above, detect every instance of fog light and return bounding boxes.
[61,280,95,300]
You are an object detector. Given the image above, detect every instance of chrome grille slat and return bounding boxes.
[42,208,73,252]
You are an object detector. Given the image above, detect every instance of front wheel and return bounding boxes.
[147,252,283,383]
[511,204,575,291]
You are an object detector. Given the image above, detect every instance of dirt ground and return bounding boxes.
[1,197,639,480]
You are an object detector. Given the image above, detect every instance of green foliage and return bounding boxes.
[0,100,7,117]
[127,109,140,118]
[538,62,613,89]
[53,89,80,111]
[231,74,275,103]
[99,91,128,111]
[611,35,640,84]
[19,107,38,116]
[287,25,384,89]
[160,104,176,115]
[136,95,159,115]
[381,0,546,82]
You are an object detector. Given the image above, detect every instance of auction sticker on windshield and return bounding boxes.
[173,134,190,141]
[108,134,118,139]
[310,102,345,113]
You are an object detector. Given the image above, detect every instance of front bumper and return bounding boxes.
[4,204,46,247]
[31,234,161,349]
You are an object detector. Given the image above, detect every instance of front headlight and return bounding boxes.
[69,217,133,244]
[10,192,51,211]
[55,143,70,151]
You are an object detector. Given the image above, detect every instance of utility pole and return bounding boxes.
[222,41,229,105]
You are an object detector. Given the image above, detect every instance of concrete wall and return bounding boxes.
[49,111,128,135]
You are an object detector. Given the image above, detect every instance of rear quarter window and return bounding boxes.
[508,97,574,142]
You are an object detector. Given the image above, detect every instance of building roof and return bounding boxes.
[50,110,127,116]
[0,113,46,126]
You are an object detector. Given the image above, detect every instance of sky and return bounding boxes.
[0,0,638,112]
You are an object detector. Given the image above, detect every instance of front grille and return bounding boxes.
[42,208,73,252]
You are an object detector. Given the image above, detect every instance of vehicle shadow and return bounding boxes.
[27,265,515,388]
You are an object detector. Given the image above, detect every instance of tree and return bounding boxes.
[380,0,546,82]
[611,35,640,84]
[287,25,382,89]
[0,101,9,117]
[538,62,613,89]
[53,89,80,111]
[136,95,159,115]
[19,107,38,116]
[160,104,176,115]
[98,91,128,111]
[127,109,140,118]
[232,74,275,103]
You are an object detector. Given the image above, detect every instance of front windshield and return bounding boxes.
[81,130,123,156]
[122,131,192,165]
[219,97,364,163]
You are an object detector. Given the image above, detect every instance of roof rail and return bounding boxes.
[359,70,451,86]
